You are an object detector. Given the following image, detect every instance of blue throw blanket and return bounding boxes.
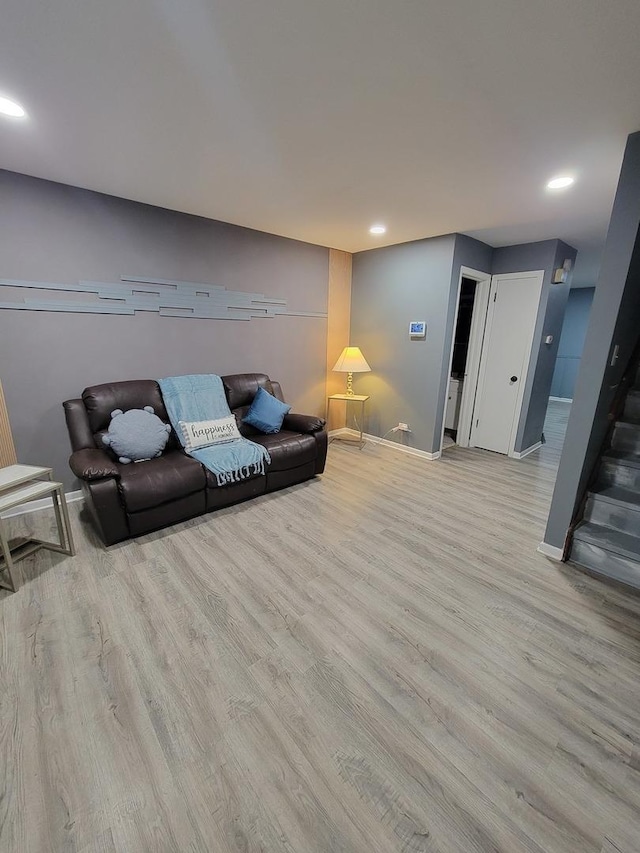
[158,374,270,486]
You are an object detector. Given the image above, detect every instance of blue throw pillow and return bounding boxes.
[243,386,291,434]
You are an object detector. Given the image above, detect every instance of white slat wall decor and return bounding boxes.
[0,379,17,468]
[0,277,327,320]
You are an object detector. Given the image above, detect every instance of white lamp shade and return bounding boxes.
[332,346,371,373]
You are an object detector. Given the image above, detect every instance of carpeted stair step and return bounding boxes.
[611,420,640,453]
[584,485,640,535]
[624,389,640,421]
[598,450,640,490]
[571,521,640,589]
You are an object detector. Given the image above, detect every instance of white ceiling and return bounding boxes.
[2,0,640,287]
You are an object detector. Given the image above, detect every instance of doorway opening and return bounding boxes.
[439,266,492,455]
[444,277,477,449]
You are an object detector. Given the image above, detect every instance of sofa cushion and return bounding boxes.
[269,381,286,402]
[118,450,206,512]
[248,431,317,472]
[222,373,273,411]
[83,380,169,433]
[233,405,262,438]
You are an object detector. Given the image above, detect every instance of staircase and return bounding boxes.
[571,365,640,589]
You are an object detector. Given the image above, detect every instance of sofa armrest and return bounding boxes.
[282,413,326,433]
[63,398,96,451]
[69,449,120,481]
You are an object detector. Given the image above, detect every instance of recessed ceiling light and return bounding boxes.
[369,224,386,235]
[0,96,26,118]
[546,175,574,190]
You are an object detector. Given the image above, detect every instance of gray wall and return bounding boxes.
[350,235,457,454]
[550,288,595,400]
[545,131,640,550]
[349,232,573,457]
[492,239,576,452]
[0,170,329,490]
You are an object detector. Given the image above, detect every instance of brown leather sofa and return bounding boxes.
[63,373,327,545]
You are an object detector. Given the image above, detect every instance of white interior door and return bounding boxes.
[470,270,544,455]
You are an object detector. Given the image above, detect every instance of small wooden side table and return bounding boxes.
[0,464,76,593]
[327,393,370,450]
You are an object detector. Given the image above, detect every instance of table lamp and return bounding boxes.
[332,346,371,396]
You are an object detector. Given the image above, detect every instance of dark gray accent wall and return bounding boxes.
[550,288,595,400]
[545,131,640,550]
[520,240,577,451]
[350,235,457,454]
[492,239,576,452]
[0,170,329,490]
[452,234,494,280]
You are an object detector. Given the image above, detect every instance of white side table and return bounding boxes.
[0,465,76,592]
[327,393,370,450]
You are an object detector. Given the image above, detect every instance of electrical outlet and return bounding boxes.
[398,422,410,432]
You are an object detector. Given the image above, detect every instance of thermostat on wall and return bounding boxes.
[409,320,426,338]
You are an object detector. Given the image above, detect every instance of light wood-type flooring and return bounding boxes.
[2,401,640,852]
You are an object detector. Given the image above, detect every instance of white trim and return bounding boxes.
[549,396,573,403]
[510,441,542,459]
[537,541,564,561]
[363,431,441,460]
[332,428,441,460]
[328,427,352,437]
[470,270,545,457]
[438,266,492,454]
[0,489,83,519]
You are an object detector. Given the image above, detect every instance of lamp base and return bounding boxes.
[346,371,354,396]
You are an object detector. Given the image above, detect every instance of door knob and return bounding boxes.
[510,375,518,382]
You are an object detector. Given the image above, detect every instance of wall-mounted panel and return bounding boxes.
[0,276,326,320]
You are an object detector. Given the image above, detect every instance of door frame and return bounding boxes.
[438,266,492,455]
[469,269,545,458]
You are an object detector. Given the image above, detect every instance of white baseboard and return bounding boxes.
[537,541,564,561]
[331,428,441,460]
[510,441,542,459]
[549,396,573,403]
[0,489,83,519]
